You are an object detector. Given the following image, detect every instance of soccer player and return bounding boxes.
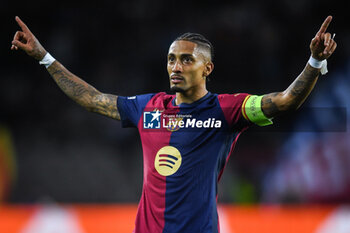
[11,16,336,233]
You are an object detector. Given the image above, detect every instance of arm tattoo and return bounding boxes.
[47,61,120,120]
[290,80,306,96]
[261,92,280,117]
[286,63,319,105]
[91,94,120,120]
[261,64,320,118]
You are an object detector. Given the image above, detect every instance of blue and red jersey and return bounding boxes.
[117,92,251,233]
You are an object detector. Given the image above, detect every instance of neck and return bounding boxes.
[175,88,208,105]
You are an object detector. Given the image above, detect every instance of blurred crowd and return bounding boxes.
[0,0,349,203]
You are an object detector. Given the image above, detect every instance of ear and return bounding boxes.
[203,62,214,77]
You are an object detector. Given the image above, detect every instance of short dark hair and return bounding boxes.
[175,32,214,61]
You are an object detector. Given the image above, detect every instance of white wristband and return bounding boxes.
[308,56,328,75]
[39,52,56,68]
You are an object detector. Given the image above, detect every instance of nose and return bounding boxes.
[172,61,183,73]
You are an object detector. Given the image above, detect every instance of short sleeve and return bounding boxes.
[217,93,251,129]
[117,94,155,128]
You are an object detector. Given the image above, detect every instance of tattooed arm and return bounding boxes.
[261,16,337,118]
[47,61,120,120]
[261,64,319,118]
[11,16,120,120]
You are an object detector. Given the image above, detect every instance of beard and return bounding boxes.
[170,86,185,93]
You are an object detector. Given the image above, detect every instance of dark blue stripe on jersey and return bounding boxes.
[117,94,155,128]
[162,93,235,233]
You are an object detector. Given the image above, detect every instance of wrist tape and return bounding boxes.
[308,56,328,75]
[39,53,56,68]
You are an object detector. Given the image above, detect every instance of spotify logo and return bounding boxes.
[154,146,182,176]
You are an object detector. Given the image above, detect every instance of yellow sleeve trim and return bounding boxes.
[241,95,273,126]
[241,95,250,121]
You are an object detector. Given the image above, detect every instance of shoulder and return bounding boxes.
[152,92,174,99]
[148,92,174,104]
[217,93,250,106]
[132,92,174,110]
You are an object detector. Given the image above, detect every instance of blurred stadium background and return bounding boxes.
[1,0,349,232]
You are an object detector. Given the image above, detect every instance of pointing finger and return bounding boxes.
[316,16,332,37]
[15,16,31,33]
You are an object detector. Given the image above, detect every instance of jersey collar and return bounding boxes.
[172,92,212,108]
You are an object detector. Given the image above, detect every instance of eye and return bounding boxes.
[168,56,175,63]
[182,56,193,64]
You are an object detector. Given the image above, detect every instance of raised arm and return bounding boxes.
[261,16,337,118]
[11,16,120,120]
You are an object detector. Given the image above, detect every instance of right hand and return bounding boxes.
[11,16,47,61]
[309,16,337,61]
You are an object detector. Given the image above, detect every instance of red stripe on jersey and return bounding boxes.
[217,93,249,128]
[133,93,179,233]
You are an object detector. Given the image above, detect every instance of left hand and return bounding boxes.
[310,16,337,61]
